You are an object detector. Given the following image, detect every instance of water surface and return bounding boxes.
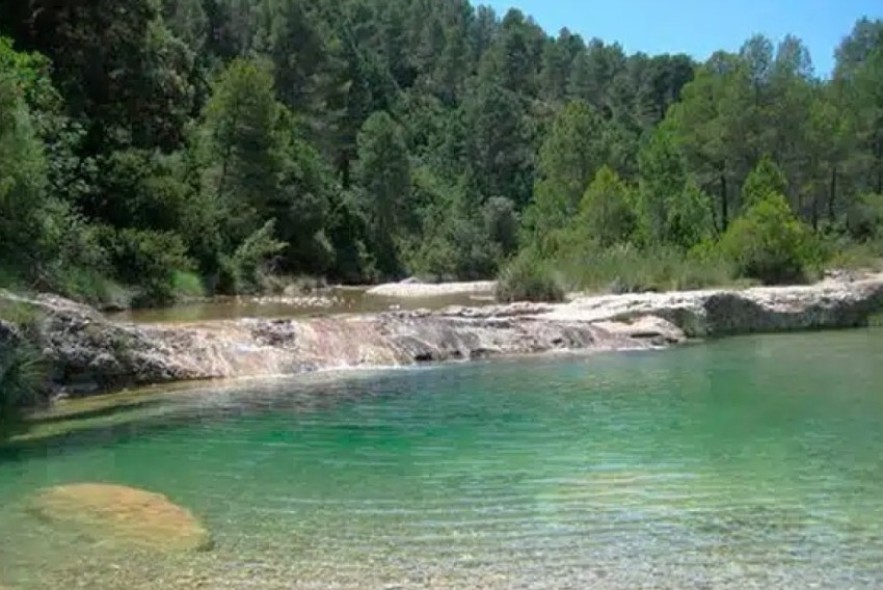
[109,287,494,323]
[2,330,883,589]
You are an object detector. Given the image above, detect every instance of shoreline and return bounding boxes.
[365,280,497,298]
[2,272,883,399]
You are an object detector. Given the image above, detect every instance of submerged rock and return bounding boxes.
[31,484,212,552]
[2,272,883,395]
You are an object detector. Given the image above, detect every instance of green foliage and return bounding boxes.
[355,111,411,278]
[202,57,282,242]
[527,100,605,244]
[0,304,46,425]
[742,156,789,211]
[0,6,881,313]
[557,243,737,294]
[172,271,205,299]
[220,220,287,294]
[0,66,48,253]
[636,125,715,249]
[496,254,565,303]
[483,197,520,258]
[721,193,819,284]
[103,228,194,307]
[665,181,716,250]
[846,193,883,241]
[577,166,639,248]
[0,338,45,425]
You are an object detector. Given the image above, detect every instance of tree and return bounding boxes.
[525,100,604,245]
[201,58,282,243]
[463,64,534,207]
[721,192,817,285]
[2,0,196,152]
[805,82,852,227]
[355,111,411,278]
[638,125,687,243]
[667,52,742,230]
[540,29,584,104]
[741,156,789,210]
[666,181,715,251]
[577,166,638,247]
[850,44,883,194]
[483,196,519,258]
[0,65,48,262]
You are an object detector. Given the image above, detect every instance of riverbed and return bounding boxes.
[108,287,497,324]
[2,329,883,589]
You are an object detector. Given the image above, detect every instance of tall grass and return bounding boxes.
[0,341,45,423]
[557,244,742,294]
[0,302,47,428]
[824,239,883,272]
[496,255,565,303]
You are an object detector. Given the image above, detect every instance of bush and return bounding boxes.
[172,271,205,299]
[102,228,195,307]
[0,304,47,426]
[825,239,883,272]
[496,255,565,303]
[577,166,639,247]
[721,193,819,285]
[219,220,287,294]
[406,210,502,282]
[845,193,883,242]
[0,339,45,425]
[558,242,736,294]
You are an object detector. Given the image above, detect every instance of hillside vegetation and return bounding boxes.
[0,2,880,305]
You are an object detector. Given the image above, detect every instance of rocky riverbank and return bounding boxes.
[365,279,497,298]
[3,272,883,396]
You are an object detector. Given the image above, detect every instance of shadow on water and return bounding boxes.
[0,367,438,462]
[25,398,163,427]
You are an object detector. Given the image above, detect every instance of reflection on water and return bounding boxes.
[108,287,496,324]
[2,330,883,589]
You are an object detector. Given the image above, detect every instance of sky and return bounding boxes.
[484,0,882,76]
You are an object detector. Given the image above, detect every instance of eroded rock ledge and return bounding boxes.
[3,272,883,395]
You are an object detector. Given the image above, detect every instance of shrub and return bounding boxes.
[172,271,205,299]
[741,155,788,211]
[558,242,736,294]
[496,255,565,303]
[102,228,195,307]
[219,220,287,294]
[0,304,47,426]
[577,166,639,247]
[845,193,883,242]
[0,338,45,425]
[721,193,819,285]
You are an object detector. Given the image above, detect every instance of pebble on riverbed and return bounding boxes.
[29,483,213,552]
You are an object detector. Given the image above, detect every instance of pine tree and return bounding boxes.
[355,111,411,278]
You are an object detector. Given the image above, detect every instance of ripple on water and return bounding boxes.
[3,331,883,589]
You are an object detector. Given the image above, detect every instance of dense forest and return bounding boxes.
[0,0,881,306]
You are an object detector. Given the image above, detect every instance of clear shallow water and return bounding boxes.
[2,331,883,589]
[109,288,494,323]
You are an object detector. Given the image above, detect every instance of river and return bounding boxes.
[1,329,882,589]
[108,287,495,324]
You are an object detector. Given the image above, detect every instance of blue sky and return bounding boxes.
[484,0,882,76]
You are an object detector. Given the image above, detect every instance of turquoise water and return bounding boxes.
[2,330,883,589]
